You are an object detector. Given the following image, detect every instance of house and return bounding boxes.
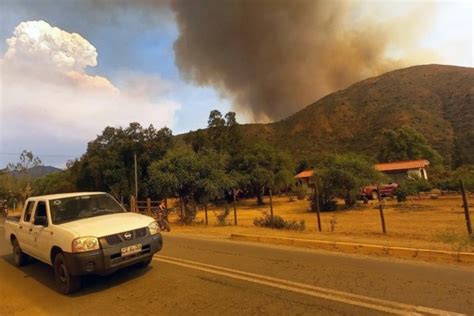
[295,169,314,187]
[375,159,430,182]
[294,159,430,185]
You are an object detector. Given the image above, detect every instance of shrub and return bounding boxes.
[253,212,305,231]
[395,178,432,202]
[438,165,474,191]
[394,185,412,202]
[286,219,306,231]
[434,229,474,252]
[310,195,338,212]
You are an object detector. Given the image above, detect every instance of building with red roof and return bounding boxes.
[375,159,429,181]
[295,159,430,185]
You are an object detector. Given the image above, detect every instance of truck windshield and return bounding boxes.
[49,194,126,224]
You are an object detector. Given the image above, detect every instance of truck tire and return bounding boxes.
[54,253,81,294]
[12,239,28,267]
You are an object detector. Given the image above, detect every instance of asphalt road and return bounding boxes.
[0,222,473,316]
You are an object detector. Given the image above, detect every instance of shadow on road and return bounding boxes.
[0,252,153,297]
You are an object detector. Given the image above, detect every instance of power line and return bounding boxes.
[0,152,79,158]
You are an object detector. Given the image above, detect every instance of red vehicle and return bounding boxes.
[360,183,399,200]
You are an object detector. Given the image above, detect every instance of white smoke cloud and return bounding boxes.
[5,20,98,71]
[0,20,180,160]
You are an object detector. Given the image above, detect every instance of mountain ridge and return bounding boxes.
[236,64,473,165]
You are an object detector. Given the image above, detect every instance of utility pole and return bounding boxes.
[134,152,138,200]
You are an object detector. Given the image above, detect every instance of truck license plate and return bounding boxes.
[121,244,142,257]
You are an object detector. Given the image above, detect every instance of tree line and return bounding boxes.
[1,111,473,218]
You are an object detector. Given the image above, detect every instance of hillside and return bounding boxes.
[241,64,474,165]
[10,165,62,179]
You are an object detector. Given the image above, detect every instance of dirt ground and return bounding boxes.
[168,195,474,253]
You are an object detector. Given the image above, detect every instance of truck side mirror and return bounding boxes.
[34,217,48,227]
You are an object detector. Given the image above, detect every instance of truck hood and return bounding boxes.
[59,212,154,237]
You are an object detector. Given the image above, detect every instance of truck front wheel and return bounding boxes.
[54,253,81,294]
[12,239,28,267]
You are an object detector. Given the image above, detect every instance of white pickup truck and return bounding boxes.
[4,192,163,294]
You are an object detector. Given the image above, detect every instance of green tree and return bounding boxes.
[438,165,474,191]
[186,110,243,154]
[378,126,443,167]
[231,143,294,206]
[313,154,385,208]
[149,147,199,222]
[33,171,76,195]
[195,150,236,224]
[149,147,234,223]
[7,150,42,172]
[7,150,43,200]
[452,139,469,169]
[184,129,211,153]
[225,112,243,153]
[71,123,173,200]
[207,110,226,151]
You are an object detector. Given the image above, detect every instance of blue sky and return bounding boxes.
[0,0,472,168]
[0,1,232,132]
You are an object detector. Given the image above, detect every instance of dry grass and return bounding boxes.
[168,195,474,252]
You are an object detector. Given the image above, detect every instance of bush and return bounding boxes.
[395,178,432,202]
[394,186,411,202]
[254,212,305,231]
[310,195,338,212]
[438,165,474,192]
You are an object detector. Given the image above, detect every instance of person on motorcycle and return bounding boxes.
[157,202,171,232]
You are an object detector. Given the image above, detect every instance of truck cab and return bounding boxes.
[4,192,163,294]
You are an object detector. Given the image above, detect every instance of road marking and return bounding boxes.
[153,255,465,316]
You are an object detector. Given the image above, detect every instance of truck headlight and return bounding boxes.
[72,237,100,253]
[148,221,160,235]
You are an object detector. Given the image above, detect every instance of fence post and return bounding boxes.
[314,181,322,232]
[204,203,208,225]
[377,186,387,234]
[130,195,136,212]
[146,198,152,217]
[460,180,472,236]
[233,189,238,225]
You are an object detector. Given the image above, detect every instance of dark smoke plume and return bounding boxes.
[171,0,434,121]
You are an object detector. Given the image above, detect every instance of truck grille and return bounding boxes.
[101,227,147,246]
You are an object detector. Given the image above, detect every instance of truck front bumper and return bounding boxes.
[63,233,163,276]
